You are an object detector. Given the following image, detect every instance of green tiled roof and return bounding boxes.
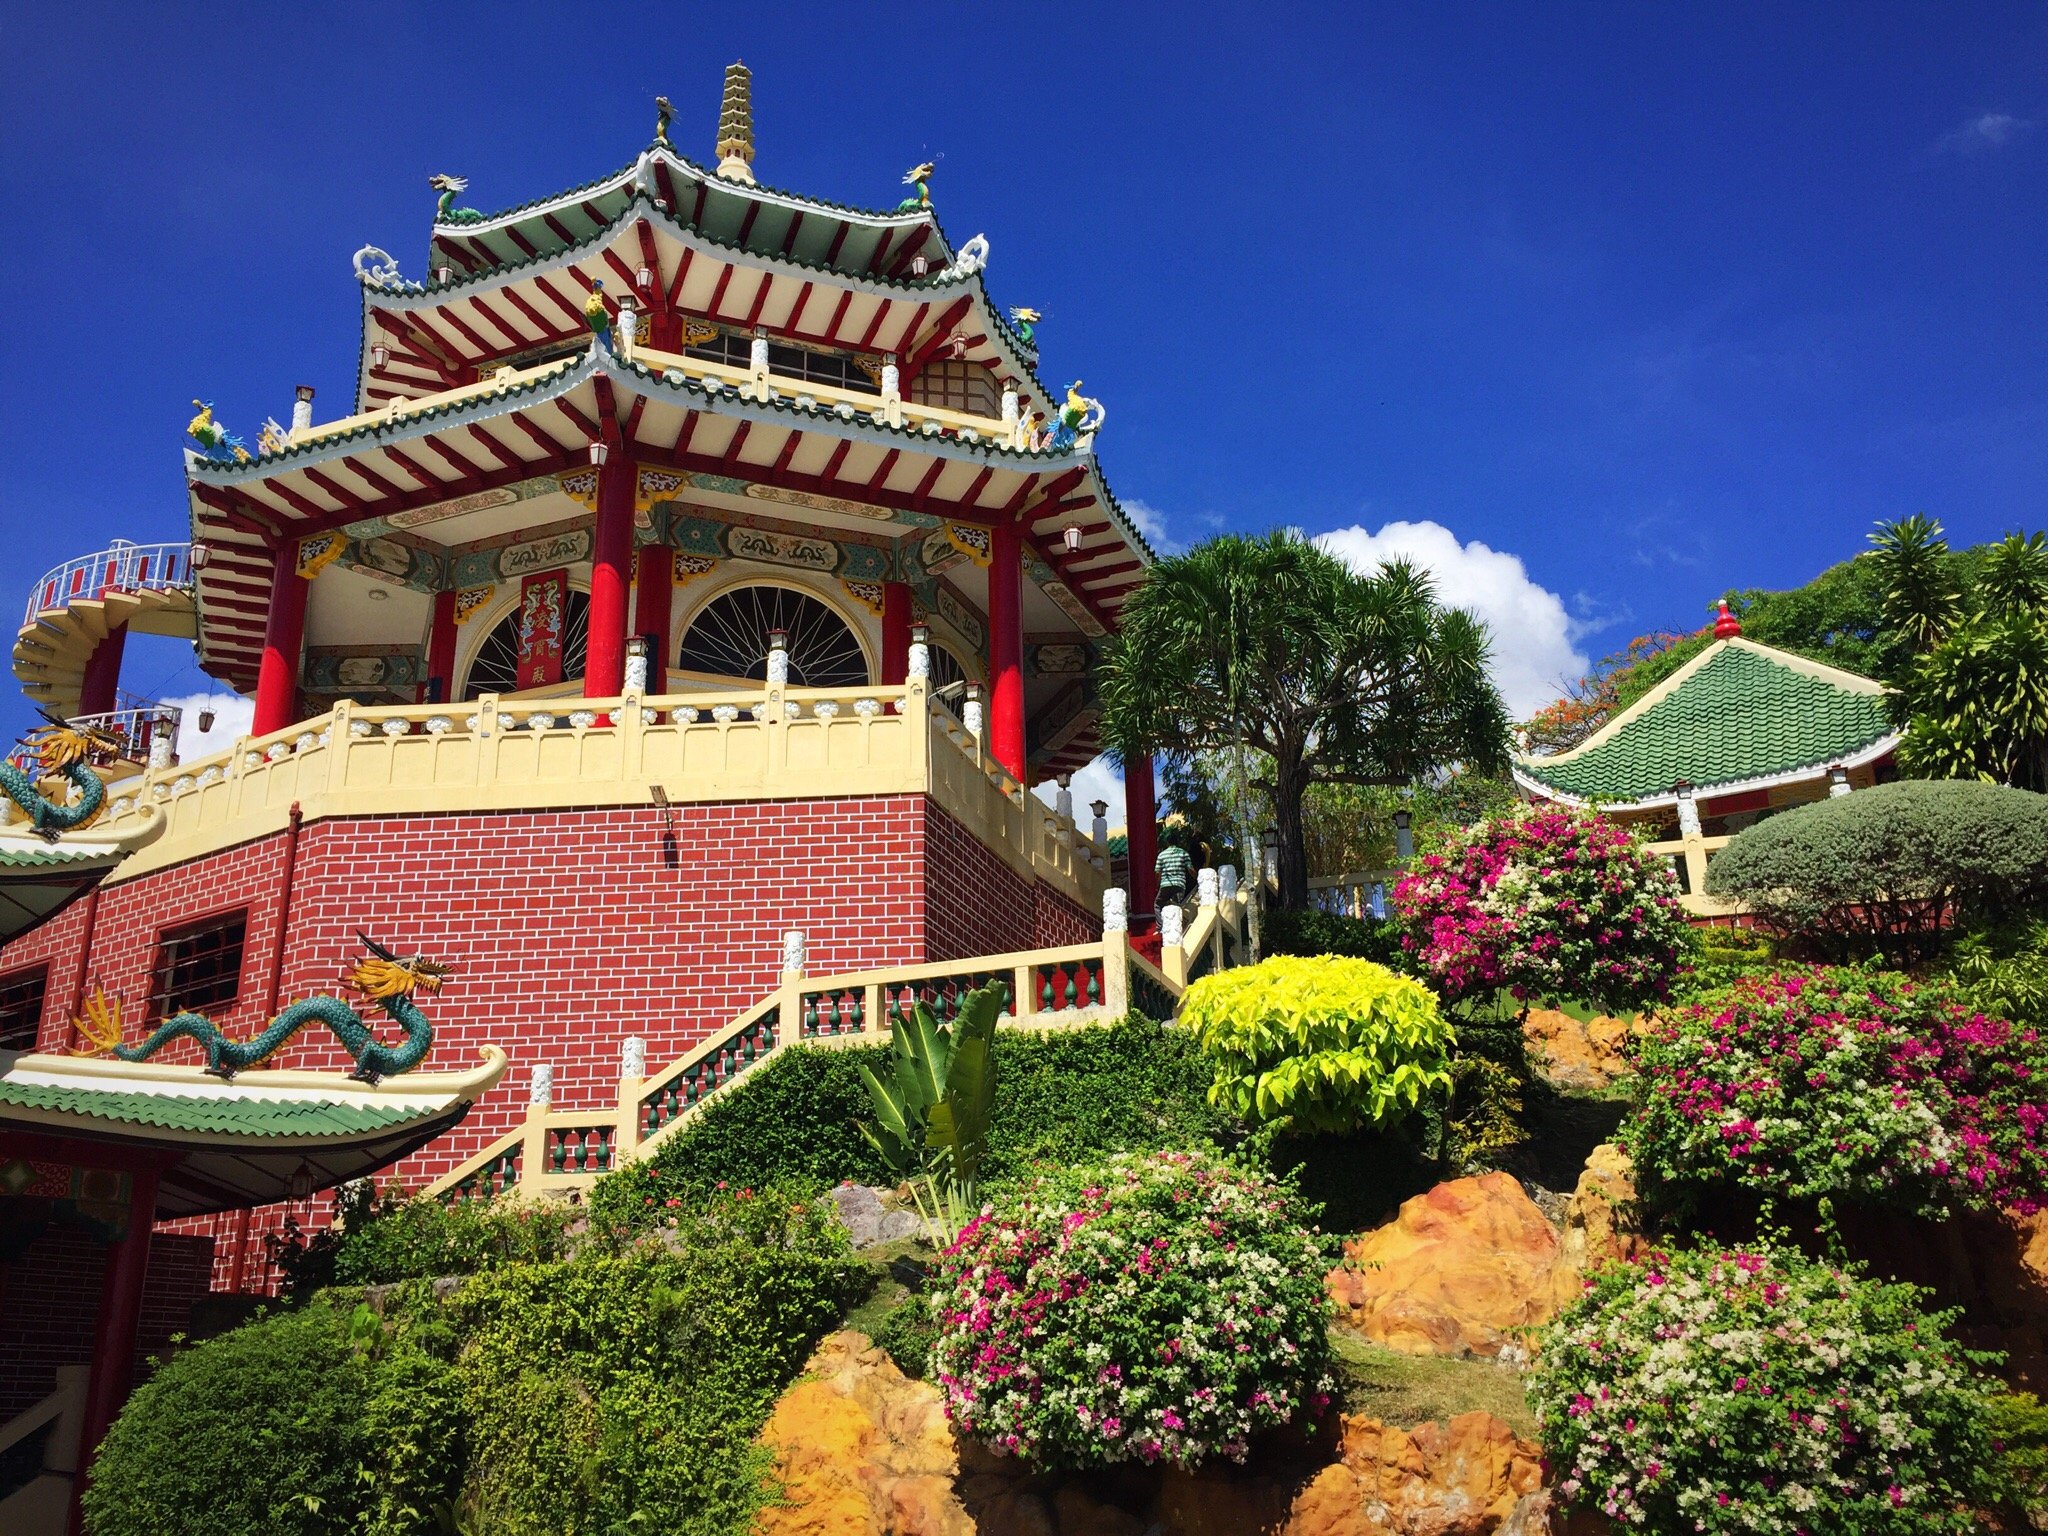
[0,1081,433,1139]
[0,842,116,868]
[1516,642,1895,804]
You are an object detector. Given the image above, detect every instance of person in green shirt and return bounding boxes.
[1154,829,1194,918]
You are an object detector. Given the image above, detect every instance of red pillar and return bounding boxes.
[70,1160,161,1536]
[250,541,308,737]
[987,523,1026,781]
[1126,749,1159,918]
[585,450,637,697]
[633,546,674,693]
[78,626,127,718]
[880,581,913,686]
[423,589,458,703]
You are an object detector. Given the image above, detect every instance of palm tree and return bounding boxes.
[1869,517,2048,793]
[1097,531,1509,910]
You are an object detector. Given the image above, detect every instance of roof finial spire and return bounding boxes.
[1712,598,1743,639]
[715,60,755,184]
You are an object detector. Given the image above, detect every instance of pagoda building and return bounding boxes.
[0,65,1165,1284]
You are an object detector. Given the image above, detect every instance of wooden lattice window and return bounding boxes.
[148,911,248,1019]
[0,965,48,1051]
[908,359,999,418]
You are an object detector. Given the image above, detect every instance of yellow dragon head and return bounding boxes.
[347,932,452,1000]
[24,712,122,772]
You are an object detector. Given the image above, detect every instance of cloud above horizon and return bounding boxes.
[1935,112,2033,154]
[1315,520,1590,719]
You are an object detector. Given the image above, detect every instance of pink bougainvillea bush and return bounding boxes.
[1628,970,2048,1217]
[1391,804,1691,1013]
[929,1149,1336,1469]
[1532,1242,2001,1534]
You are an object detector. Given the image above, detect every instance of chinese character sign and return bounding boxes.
[516,570,568,688]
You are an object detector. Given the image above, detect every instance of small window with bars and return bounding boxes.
[0,966,48,1051]
[908,359,1000,419]
[148,911,248,1019]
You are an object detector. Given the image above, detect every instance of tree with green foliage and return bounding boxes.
[1098,531,1509,909]
[1179,955,1455,1133]
[857,981,1003,1243]
[1870,515,2048,792]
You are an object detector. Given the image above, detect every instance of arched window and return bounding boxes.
[460,589,590,700]
[676,585,869,687]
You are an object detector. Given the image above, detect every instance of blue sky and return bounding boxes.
[4,2,2046,739]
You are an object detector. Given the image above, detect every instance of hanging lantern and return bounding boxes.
[198,708,216,733]
[1062,526,1083,554]
[369,344,389,369]
[589,441,610,467]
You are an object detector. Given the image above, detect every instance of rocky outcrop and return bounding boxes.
[756,1331,972,1536]
[1327,1174,1566,1359]
[1283,1413,1543,1536]
[1552,1144,1643,1300]
[1521,1010,1636,1091]
[826,1183,925,1249]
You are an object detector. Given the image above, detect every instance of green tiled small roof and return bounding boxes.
[1516,640,1895,804]
[0,1081,433,1139]
[0,842,116,868]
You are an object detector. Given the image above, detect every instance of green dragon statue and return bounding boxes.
[1,715,118,841]
[430,173,485,225]
[112,933,451,1083]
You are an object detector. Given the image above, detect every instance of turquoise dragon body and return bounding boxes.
[1,717,115,840]
[114,934,450,1083]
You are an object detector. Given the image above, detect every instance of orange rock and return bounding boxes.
[1552,1144,1644,1303]
[755,1331,973,1536]
[1521,1010,1636,1090]
[1327,1174,1564,1358]
[1281,1412,1543,1536]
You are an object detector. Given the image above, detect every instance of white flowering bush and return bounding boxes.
[1532,1243,2001,1533]
[930,1149,1336,1468]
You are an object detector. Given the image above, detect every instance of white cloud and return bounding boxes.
[1935,112,2033,154]
[1118,498,1179,554]
[162,691,253,762]
[1315,520,1588,718]
[1032,752,1126,826]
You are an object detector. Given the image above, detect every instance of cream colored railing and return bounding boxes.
[424,886,1250,1204]
[1644,832,1739,916]
[47,677,1106,907]
[0,1363,87,1536]
[1305,868,1404,921]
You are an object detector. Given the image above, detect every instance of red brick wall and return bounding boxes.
[5,795,1094,1291]
[0,1227,214,1418]
[1033,884,1099,950]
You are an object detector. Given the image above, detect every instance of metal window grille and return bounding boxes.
[148,912,248,1019]
[0,965,48,1050]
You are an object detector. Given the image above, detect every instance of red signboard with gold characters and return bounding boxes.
[515,570,568,688]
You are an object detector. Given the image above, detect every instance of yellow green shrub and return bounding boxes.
[1180,957,1455,1134]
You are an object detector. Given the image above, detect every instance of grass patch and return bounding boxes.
[1329,1327,1536,1437]
[842,1236,934,1341]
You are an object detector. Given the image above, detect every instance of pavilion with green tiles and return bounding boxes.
[1513,604,1901,901]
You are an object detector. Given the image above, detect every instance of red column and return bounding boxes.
[987,523,1026,781]
[78,626,127,718]
[1126,749,1159,918]
[880,581,913,686]
[70,1161,161,1536]
[250,541,307,737]
[585,450,637,697]
[633,546,674,693]
[423,589,458,703]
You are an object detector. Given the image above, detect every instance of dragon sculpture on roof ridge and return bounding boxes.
[105,933,450,1083]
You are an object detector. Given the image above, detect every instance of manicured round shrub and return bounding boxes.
[83,1305,373,1536]
[930,1149,1336,1468]
[1180,956,1454,1133]
[1392,803,1690,1014]
[1533,1242,2001,1533]
[1705,780,2048,961]
[1628,969,2048,1217]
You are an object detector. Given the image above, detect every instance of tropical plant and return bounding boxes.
[1946,919,2048,1031]
[1392,803,1691,1015]
[929,1149,1337,1469]
[1533,1241,2003,1534]
[1871,516,2048,791]
[1628,969,2048,1218]
[1096,531,1509,910]
[857,980,1002,1243]
[1704,780,2048,961]
[1178,955,1454,1133]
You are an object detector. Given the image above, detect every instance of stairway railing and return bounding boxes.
[425,885,1251,1205]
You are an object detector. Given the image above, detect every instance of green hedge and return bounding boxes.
[85,1187,866,1536]
[588,1016,1238,1233]
[1260,905,1410,966]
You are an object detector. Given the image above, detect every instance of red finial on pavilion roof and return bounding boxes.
[1713,599,1743,639]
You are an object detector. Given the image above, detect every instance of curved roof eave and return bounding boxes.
[1513,729,1903,812]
